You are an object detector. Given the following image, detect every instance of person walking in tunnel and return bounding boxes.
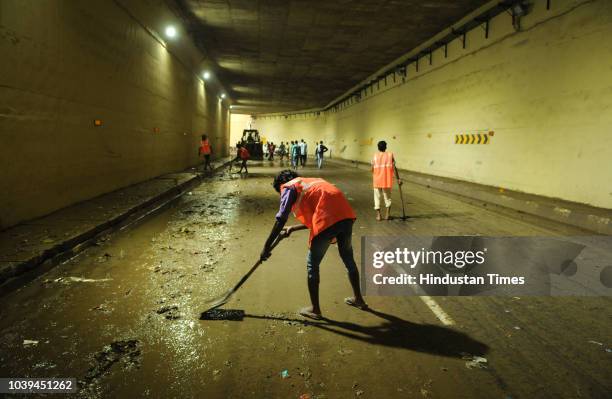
[315,140,329,169]
[233,143,250,174]
[291,140,301,170]
[260,170,367,320]
[199,134,213,171]
[371,140,402,221]
[268,141,276,161]
[299,139,308,166]
[278,141,287,162]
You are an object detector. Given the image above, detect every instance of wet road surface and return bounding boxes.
[0,162,610,398]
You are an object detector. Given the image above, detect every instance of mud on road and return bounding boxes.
[1,165,610,399]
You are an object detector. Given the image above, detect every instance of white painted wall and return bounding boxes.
[253,0,612,209]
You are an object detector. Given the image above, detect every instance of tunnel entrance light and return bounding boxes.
[164,26,177,38]
[203,71,211,80]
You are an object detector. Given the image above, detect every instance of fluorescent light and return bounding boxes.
[165,26,177,38]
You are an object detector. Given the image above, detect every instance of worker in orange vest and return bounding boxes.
[371,140,402,221]
[261,170,367,320]
[199,134,213,171]
[235,143,250,174]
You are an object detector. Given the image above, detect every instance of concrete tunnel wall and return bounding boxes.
[250,0,612,210]
[0,0,231,230]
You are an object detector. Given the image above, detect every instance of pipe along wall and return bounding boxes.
[250,0,612,210]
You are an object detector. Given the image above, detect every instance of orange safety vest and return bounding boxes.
[371,151,394,188]
[281,177,356,246]
[200,139,211,155]
[239,147,250,160]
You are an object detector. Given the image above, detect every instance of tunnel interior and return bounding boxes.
[0,0,611,398]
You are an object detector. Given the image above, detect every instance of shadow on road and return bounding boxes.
[202,307,489,359]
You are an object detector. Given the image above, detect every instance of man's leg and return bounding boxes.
[302,236,331,318]
[383,188,392,220]
[243,160,248,174]
[336,220,366,307]
[374,188,382,221]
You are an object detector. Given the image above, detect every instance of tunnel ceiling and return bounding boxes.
[172,0,490,114]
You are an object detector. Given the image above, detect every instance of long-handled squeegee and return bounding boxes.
[203,234,284,313]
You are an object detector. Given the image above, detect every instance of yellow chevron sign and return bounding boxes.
[455,133,490,144]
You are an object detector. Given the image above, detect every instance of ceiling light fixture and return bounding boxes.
[164,26,177,38]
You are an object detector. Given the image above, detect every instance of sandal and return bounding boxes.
[345,297,368,310]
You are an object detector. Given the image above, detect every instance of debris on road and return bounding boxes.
[462,353,488,370]
[156,305,181,320]
[587,340,603,346]
[23,339,39,347]
[82,339,141,385]
[280,369,290,379]
[44,276,112,284]
[338,348,353,356]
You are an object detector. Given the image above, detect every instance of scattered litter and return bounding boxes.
[83,340,141,386]
[212,369,221,376]
[462,353,488,370]
[338,348,353,356]
[355,390,364,396]
[41,238,55,244]
[280,369,290,379]
[97,253,112,263]
[91,303,113,313]
[606,348,611,353]
[588,340,603,346]
[299,394,311,399]
[156,305,181,320]
[513,326,521,330]
[23,339,39,347]
[44,277,112,284]
[33,361,56,370]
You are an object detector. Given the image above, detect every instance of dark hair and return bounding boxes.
[202,134,207,140]
[273,169,299,193]
[377,140,387,151]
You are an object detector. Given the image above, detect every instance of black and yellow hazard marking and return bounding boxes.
[455,133,490,144]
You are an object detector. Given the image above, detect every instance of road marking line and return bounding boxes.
[386,262,455,326]
[420,296,455,326]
